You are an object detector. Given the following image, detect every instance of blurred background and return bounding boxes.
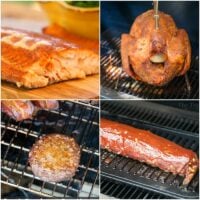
[2,1,99,39]
[2,1,48,31]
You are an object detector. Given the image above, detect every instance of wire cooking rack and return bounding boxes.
[1,100,99,199]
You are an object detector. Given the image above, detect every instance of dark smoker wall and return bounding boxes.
[154,101,199,112]
[101,1,199,56]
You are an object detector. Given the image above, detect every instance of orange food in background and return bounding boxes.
[43,24,99,54]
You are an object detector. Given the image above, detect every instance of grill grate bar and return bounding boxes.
[2,165,81,193]
[1,124,45,138]
[68,100,99,109]
[121,186,133,199]
[9,145,23,179]
[143,192,151,199]
[165,116,176,128]
[135,190,145,199]
[40,181,46,193]
[101,180,110,192]
[109,184,121,196]
[88,169,99,198]
[17,156,31,187]
[1,117,12,139]
[80,109,98,145]
[52,182,57,196]
[64,178,73,197]
[115,185,127,198]
[101,181,115,196]
[2,110,98,127]
[46,110,99,126]
[1,181,52,198]
[129,187,140,199]
[77,148,95,197]
[2,125,19,167]
[100,177,172,199]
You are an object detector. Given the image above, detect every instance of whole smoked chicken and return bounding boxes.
[121,10,191,86]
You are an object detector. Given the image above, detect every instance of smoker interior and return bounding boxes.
[1,101,99,199]
[100,100,199,199]
[101,177,172,199]
[101,28,199,99]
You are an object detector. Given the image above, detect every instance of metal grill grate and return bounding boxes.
[1,101,99,199]
[100,100,199,199]
[101,29,199,99]
[101,100,199,134]
[101,177,172,199]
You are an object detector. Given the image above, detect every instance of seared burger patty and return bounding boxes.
[29,134,80,182]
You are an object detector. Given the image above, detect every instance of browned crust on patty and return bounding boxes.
[29,134,80,182]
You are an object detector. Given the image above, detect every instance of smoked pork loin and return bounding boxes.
[100,118,198,185]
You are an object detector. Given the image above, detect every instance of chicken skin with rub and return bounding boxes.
[121,10,191,86]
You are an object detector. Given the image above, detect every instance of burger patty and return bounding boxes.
[29,134,80,182]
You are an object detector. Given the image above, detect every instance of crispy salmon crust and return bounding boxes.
[1,27,99,88]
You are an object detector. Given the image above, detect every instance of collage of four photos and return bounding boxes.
[1,0,199,199]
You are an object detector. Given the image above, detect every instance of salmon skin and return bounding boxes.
[100,118,198,185]
[1,27,99,89]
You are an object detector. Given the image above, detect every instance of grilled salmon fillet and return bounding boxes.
[29,134,80,182]
[1,27,99,89]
